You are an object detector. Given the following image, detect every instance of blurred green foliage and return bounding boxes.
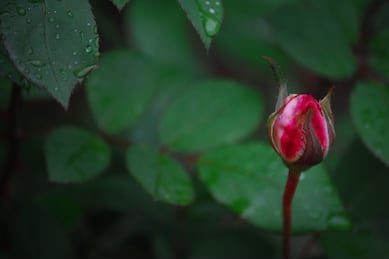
[0,0,388,258]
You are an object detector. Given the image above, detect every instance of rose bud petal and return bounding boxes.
[267,89,335,171]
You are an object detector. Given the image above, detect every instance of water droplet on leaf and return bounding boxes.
[328,215,352,231]
[67,11,73,18]
[94,37,99,48]
[74,65,96,78]
[16,6,26,16]
[203,16,220,37]
[26,47,33,55]
[85,45,92,53]
[29,59,45,67]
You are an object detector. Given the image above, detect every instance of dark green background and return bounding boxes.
[0,0,388,258]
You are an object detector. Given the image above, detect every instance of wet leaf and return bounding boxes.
[0,0,99,108]
[45,126,111,183]
[126,145,195,205]
[351,82,389,166]
[178,0,224,50]
[198,142,348,233]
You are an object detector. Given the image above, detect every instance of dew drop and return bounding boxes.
[48,16,54,23]
[72,51,78,56]
[203,17,220,37]
[74,60,79,65]
[16,6,26,16]
[55,24,60,29]
[87,22,91,27]
[60,72,68,81]
[26,47,33,55]
[79,31,85,40]
[205,1,210,5]
[29,59,45,67]
[74,65,96,78]
[67,11,73,18]
[0,11,10,16]
[215,1,220,5]
[94,37,99,48]
[26,18,32,24]
[54,87,59,91]
[93,25,98,34]
[328,215,352,231]
[55,33,60,40]
[209,8,215,14]
[85,45,92,53]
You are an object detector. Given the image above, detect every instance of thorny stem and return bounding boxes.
[0,84,21,202]
[283,170,300,259]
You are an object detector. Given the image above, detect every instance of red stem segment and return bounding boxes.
[282,170,300,259]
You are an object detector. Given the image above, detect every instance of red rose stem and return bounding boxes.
[283,170,300,259]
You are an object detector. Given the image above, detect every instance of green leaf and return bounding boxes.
[198,143,348,233]
[126,145,195,205]
[130,71,196,146]
[351,82,389,167]
[126,0,202,71]
[222,0,300,16]
[267,0,356,79]
[321,0,359,44]
[0,43,29,86]
[45,126,110,183]
[331,139,389,221]
[214,11,288,69]
[160,80,263,152]
[369,28,389,79]
[110,0,130,10]
[86,50,160,134]
[0,0,99,108]
[178,0,224,50]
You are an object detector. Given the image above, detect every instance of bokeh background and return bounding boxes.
[1,0,389,258]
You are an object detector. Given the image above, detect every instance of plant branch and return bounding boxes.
[353,0,387,82]
[1,83,21,201]
[283,170,300,259]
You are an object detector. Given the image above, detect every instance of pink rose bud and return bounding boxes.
[264,57,335,171]
[268,91,335,171]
